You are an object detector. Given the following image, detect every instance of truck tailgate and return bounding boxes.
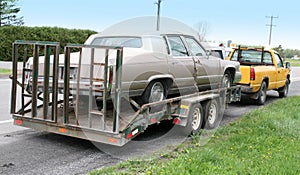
[238,65,251,84]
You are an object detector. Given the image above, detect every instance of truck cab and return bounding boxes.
[228,47,291,105]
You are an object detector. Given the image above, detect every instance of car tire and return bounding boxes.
[222,71,232,89]
[255,81,267,105]
[278,79,289,98]
[203,99,220,129]
[182,103,204,135]
[139,80,167,112]
[220,72,232,108]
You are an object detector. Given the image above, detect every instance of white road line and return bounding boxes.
[0,119,13,124]
[291,77,300,82]
[0,79,11,82]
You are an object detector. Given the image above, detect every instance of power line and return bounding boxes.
[266,16,278,46]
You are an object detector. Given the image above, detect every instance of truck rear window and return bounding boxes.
[91,37,142,48]
[231,50,273,64]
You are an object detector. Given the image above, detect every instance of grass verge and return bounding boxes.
[90,96,300,175]
[0,68,11,74]
[286,59,300,67]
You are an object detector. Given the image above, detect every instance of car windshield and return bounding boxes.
[91,37,143,48]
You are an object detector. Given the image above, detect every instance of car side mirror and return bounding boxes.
[286,62,291,69]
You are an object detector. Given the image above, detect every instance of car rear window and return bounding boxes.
[91,37,143,48]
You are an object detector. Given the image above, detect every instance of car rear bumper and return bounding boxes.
[233,72,242,84]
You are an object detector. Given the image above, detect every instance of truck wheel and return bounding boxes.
[278,79,289,98]
[139,80,167,112]
[183,103,204,135]
[203,99,220,129]
[256,81,267,105]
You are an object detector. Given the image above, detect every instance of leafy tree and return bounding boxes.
[0,0,24,26]
[273,45,284,56]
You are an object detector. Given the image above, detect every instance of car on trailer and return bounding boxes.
[24,17,241,108]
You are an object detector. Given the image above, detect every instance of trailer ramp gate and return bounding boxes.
[11,41,130,146]
[10,41,242,146]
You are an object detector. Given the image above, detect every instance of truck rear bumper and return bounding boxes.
[239,85,261,99]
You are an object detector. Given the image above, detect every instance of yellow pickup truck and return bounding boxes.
[228,47,291,105]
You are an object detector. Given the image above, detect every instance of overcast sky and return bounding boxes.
[18,0,299,49]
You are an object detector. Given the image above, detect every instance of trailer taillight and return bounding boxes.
[250,68,255,80]
[173,117,181,125]
[126,128,139,139]
[15,120,23,125]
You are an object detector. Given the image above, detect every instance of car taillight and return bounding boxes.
[250,68,255,80]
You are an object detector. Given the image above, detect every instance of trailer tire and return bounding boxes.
[203,99,220,129]
[183,103,204,135]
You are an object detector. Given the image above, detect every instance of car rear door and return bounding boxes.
[165,35,197,91]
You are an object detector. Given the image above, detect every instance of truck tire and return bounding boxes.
[256,81,267,105]
[203,99,220,129]
[278,79,289,98]
[183,103,204,135]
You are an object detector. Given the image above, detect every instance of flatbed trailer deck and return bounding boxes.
[10,41,241,146]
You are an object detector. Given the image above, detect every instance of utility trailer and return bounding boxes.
[10,41,241,146]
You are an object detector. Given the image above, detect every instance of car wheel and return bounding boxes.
[220,72,232,107]
[256,81,267,105]
[203,99,220,129]
[221,72,232,89]
[278,79,289,98]
[139,80,167,112]
[182,103,204,135]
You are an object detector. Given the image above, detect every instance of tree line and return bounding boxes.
[0,26,97,61]
[273,45,300,59]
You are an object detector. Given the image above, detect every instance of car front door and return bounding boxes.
[274,53,287,88]
[183,36,221,90]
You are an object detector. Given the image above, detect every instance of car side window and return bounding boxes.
[274,53,284,68]
[263,52,273,64]
[184,37,207,56]
[167,36,188,56]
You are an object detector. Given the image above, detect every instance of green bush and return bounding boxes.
[0,26,97,61]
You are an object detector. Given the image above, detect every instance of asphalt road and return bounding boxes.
[1,67,300,175]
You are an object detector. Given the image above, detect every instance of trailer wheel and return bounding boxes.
[278,79,289,98]
[183,103,204,135]
[203,99,220,129]
[255,81,267,105]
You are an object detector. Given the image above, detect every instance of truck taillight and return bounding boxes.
[250,68,255,80]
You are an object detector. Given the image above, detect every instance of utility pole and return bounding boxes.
[266,16,278,46]
[0,0,2,27]
[155,0,162,31]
